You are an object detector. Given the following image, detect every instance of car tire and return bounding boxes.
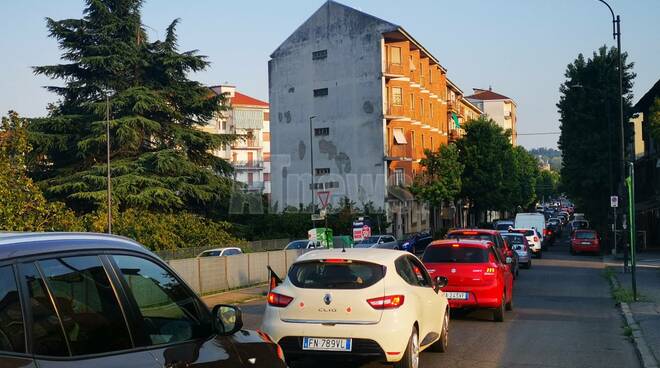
[494,293,505,322]
[395,327,419,368]
[429,310,449,353]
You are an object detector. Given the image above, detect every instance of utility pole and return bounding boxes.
[627,162,637,301]
[106,94,112,234]
[309,116,316,225]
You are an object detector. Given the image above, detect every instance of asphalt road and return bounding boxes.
[239,233,640,368]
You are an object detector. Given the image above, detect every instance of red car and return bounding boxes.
[446,229,519,278]
[571,230,601,255]
[422,239,515,322]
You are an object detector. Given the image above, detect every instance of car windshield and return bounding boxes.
[288,260,385,289]
[423,246,489,263]
[576,232,596,239]
[447,233,494,242]
[356,236,380,244]
[286,241,308,249]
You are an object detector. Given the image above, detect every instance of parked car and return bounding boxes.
[446,229,519,278]
[284,239,323,250]
[515,213,548,250]
[422,239,514,322]
[571,230,601,255]
[261,248,450,367]
[494,220,514,233]
[510,228,543,258]
[197,247,243,257]
[400,232,433,254]
[0,232,286,368]
[501,232,532,269]
[353,235,399,249]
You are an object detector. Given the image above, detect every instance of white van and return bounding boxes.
[515,213,548,249]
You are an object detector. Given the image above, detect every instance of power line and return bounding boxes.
[516,132,561,136]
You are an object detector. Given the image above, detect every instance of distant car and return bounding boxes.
[197,247,243,257]
[0,233,286,368]
[494,220,514,233]
[501,232,532,269]
[510,228,542,258]
[573,213,586,221]
[284,239,323,250]
[261,248,450,367]
[400,232,433,254]
[353,235,399,249]
[423,239,514,322]
[446,229,519,278]
[571,230,601,255]
[570,220,590,234]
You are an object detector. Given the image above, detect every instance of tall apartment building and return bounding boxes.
[269,1,474,236]
[203,85,271,196]
[466,87,518,145]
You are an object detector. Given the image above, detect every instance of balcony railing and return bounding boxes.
[232,139,262,149]
[385,63,405,76]
[246,181,265,191]
[232,160,264,169]
[386,104,406,118]
[386,144,413,161]
[447,100,458,113]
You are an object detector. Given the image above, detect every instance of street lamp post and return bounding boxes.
[309,115,316,220]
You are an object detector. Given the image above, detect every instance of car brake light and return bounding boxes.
[267,292,293,307]
[367,295,405,309]
[322,259,352,263]
[462,231,478,235]
[534,236,539,242]
[451,244,460,247]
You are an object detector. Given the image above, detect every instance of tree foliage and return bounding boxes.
[535,170,561,200]
[508,146,540,211]
[648,97,660,143]
[558,46,635,229]
[29,0,235,214]
[411,144,464,207]
[0,111,81,231]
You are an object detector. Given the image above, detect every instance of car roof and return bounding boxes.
[447,229,498,235]
[429,239,493,249]
[500,232,524,237]
[294,248,407,264]
[0,232,151,260]
[202,247,240,252]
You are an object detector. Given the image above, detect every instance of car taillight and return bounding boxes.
[534,236,539,242]
[267,292,293,307]
[367,295,405,309]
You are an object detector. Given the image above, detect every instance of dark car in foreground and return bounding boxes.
[0,232,286,368]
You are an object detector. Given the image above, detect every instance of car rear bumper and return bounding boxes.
[572,243,600,252]
[277,336,385,361]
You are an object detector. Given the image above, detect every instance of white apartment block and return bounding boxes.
[466,87,518,145]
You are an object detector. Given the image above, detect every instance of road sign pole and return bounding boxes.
[626,162,637,301]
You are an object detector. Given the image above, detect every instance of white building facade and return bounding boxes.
[466,88,518,145]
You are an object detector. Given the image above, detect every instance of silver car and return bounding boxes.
[353,234,399,249]
[502,232,532,269]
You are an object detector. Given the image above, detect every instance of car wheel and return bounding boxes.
[395,327,419,368]
[429,310,449,353]
[494,293,505,322]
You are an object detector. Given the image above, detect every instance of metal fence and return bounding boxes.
[154,238,290,260]
[166,248,306,295]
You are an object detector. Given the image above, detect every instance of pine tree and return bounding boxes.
[29,0,234,214]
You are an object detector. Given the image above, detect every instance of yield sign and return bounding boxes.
[317,191,331,209]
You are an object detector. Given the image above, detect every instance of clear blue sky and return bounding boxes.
[1,0,658,149]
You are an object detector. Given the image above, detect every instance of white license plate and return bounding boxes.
[302,337,352,351]
[445,292,469,300]
[581,242,591,245]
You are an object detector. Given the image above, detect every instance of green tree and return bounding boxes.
[457,117,513,217]
[508,146,540,211]
[535,170,560,201]
[648,97,660,142]
[0,111,81,231]
[29,0,235,214]
[558,46,635,230]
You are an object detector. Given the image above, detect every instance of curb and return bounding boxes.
[609,272,659,368]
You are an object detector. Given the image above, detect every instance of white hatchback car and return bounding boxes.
[260,249,449,367]
[511,228,542,258]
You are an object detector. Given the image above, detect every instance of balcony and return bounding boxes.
[384,63,406,78]
[448,128,465,142]
[233,160,264,170]
[232,138,262,150]
[385,104,408,120]
[245,181,265,192]
[385,143,413,161]
[447,100,458,113]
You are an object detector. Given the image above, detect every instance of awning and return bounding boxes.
[388,186,415,202]
[393,128,407,144]
[233,108,264,130]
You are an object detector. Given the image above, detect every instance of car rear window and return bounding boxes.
[288,260,385,289]
[447,233,494,242]
[423,246,489,263]
[495,223,512,231]
[503,235,524,245]
[575,232,596,239]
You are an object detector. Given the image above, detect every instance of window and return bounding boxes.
[315,168,330,176]
[264,112,270,121]
[394,168,405,186]
[430,103,433,119]
[247,172,254,185]
[263,152,271,161]
[411,131,415,148]
[113,255,211,346]
[389,46,402,65]
[409,93,414,110]
[394,257,418,286]
[430,136,433,150]
[313,88,328,97]
[263,132,270,141]
[422,246,489,264]
[0,266,25,354]
[421,134,425,149]
[314,127,329,136]
[391,87,403,106]
[289,260,385,289]
[264,173,271,181]
[419,98,424,116]
[221,121,227,131]
[312,49,327,60]
[21,262,68,356]
[408,257,432,287]
[392,128,407,144]
[37,256,132,356]
[324,181,339,189]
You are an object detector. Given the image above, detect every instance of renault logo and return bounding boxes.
[323,293,332,305]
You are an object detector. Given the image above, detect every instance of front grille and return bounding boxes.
[278,336,384,358]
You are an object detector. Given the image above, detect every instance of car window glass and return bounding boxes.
[113,255,210,346]
[38,256,132,356]
[408,257,431,287]
[20,262,69,356]
[288,261,385,289]
[490,247,503,264]
[0,266,25,354]
[394,257,418,286]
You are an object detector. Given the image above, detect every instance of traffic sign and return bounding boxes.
[317,191,331,209]
[311,213,325,221]
[610,196,619,208]
[362,225,371,238]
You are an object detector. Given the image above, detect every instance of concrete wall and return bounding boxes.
[269,2,397,211]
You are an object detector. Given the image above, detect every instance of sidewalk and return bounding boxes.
[202,284,269,307]
[613,266,660,367]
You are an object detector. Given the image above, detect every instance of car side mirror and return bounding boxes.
[434,276,448,292]
[212,304,243,336]
[505,257,513,264]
